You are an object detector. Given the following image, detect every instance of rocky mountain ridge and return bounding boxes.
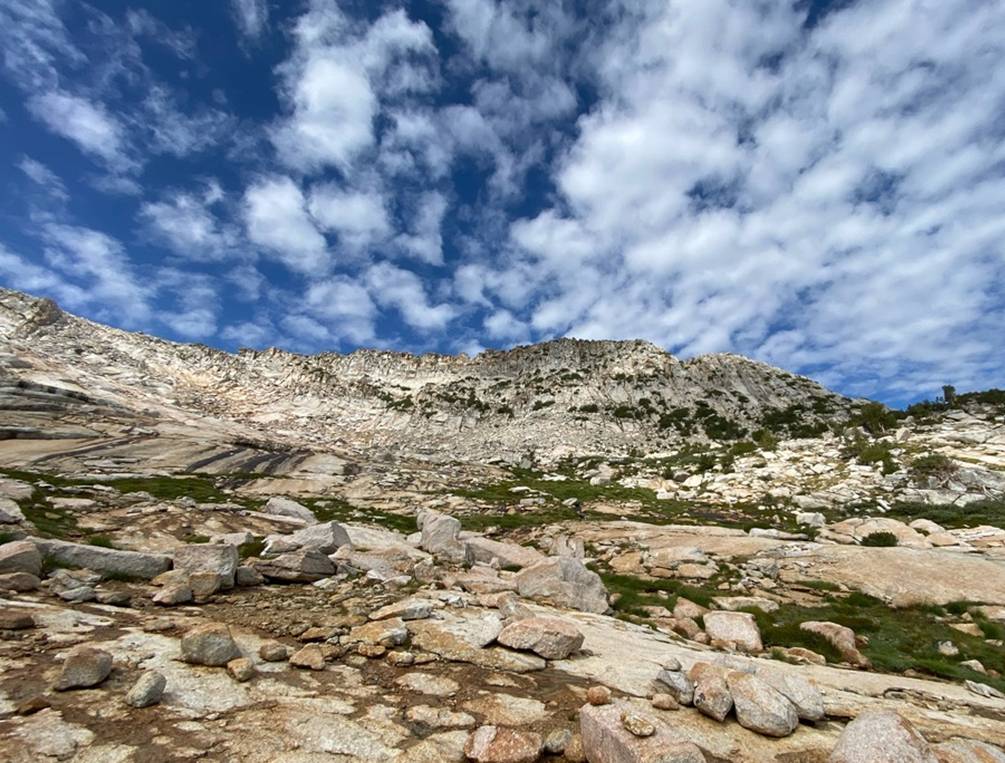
[0,287,851,462]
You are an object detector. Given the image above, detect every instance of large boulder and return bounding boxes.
[498,616,584,659]
[32,538,170,579]
[252,549,335,582]
[0,540,42,576]
[263,496,316,524]
[173,544,239,588]
[180,623,241,666]
[515,557,609,614]
[726,671,799,738]
[286,521,351,554]
[55,646,113,690]
[757,668,824,722]
[579,701,705,763]
[464,536,545,569]
[703,611,763,653]
[829,710,938,763]
[417,509,465,562]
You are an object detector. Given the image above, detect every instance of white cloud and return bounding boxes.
[365,262,457,331]
[271,0,435,173]
[27,91,134,171]
[308,185,390,253]
[395,191,447,265]
[0,0,85,90]
[231,0,268,41]
[140,186,239,260]
[243,176,330,274]
[18,155,68,201]
[304,276,378,344]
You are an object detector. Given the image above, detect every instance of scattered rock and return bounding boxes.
[227,657,255,682]
[289,644,325,670]
[0,609,35,630]
[252,548,335,582]
[125,671,166,708]
[497,616,584,659]
[515,557,609,614]
[0,571,40,591]
[703,611,763,653]
[55,646,113,690]
[259,642,291,662]
[180,623,241,666]
[587,685,612,705]
[654,668,694,706]
[580,702,705,763]
[651,693,679,711]
[263,496,316,523]
[800,621,871,667]
[33,538,170,579]
[0,540,41,576]
[726,670,799,738]
[418,509,465,561]
[173,543,239,588]
[464,725,542,763]
[689,662,733,722]
[152,582,193,606]
[543,728,573,755]
[286,520,352,554]
[620,710,655,737]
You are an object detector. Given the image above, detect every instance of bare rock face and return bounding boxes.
[180,623,241,666]
[702,611,763,653]
[579,702,705,763]
[497,616,585,659]
[515,557,609,614]
[931,739,1005,762]
[0,540,42,577]
[725,671,799,738]
[55,646,113,690]
[800,621,870,667]
[173,544,239,588]
[464,725,543,763]
[829,710,939,763]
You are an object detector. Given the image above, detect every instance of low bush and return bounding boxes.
[860,531,898,547]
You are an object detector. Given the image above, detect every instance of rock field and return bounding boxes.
[0,287,1004,761]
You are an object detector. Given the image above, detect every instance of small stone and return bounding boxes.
[235,565,264,586]
[0,609,35,630]
[0,572,40,591]
[188,571,223,600]
[386,650,415,667]
[651,693,679,711]
[227,657,255,682]
[689,662,733,722]
[543,728,573,754]
[56,646,113,690]
[586,685,612,705]
[800,621,870,667]
[357,643,386,658]
[959,659,986,674]
[937,641,959,657]
[152,582,192,606]
[125,671,166,708]
[661,656,682,671]
[180,623,241,666]
[655,669,694,706]
[620,710,655,737]
[95,590,132,606]
[15,695,51,715]
[258,642,290,662]
[289,644,325,670]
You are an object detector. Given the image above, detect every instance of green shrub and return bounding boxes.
[853,402,899,435]
[855,441,898,474]
[86,534,115,548]
[909,454,957,481]
[579,403,599,413]
[860,531,898,547]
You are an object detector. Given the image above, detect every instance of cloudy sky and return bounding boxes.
[0,0,1002,405]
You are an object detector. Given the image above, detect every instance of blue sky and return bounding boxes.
[0,0,1003,406]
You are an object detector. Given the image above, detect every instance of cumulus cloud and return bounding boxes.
[366,262,457,331]
[243,176,330,274]
[307,185,390,253]
[140,187,238,260]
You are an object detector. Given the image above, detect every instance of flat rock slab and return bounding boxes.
[778,545,1005,606]
[32,538,170,579]
[407,618,545,673]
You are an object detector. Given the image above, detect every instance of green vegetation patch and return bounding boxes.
[890,499,1005,529]
[302,497,417,534]
[750,593,1005,692]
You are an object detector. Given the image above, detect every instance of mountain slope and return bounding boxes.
[0,287,854,461]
